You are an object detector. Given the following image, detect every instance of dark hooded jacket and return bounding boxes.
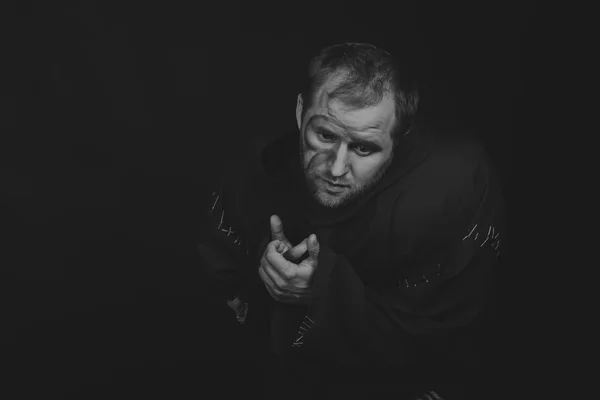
[197,124,504,388]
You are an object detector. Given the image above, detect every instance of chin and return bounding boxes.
[306,175,361,208]
[313,189,353,209]
[314,196,343,209]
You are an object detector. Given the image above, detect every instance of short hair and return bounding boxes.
[300,42,419,144]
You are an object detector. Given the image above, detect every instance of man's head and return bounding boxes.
[296,42,419,208]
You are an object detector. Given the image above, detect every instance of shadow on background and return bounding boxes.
[5,0,528,397]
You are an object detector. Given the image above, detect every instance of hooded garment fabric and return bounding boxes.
[197,124,505,394]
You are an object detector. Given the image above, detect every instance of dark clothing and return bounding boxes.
[198,126,504,397]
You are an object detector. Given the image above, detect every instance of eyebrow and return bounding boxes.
[314,114,383,132]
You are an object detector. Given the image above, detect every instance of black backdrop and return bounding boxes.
[6,1,527,397]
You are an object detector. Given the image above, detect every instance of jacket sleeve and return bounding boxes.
[196,138,277,323]
[294,149,505,369]
[197,177,262,302]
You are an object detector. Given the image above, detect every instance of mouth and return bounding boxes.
[321,178,348,193]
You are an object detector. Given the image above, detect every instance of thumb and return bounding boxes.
[283,238,309,261]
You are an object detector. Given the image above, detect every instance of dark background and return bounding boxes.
[5,1,528,397]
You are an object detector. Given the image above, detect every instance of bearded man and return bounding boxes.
[198,42,504,399]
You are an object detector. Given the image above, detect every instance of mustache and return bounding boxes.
[320,177,350,187]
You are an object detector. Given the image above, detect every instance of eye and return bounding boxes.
[354,145,374,156]
[318,132,336,141]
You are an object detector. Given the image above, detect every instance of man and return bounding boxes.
[198,43,504,399]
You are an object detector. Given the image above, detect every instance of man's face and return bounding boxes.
[296,77,397,209]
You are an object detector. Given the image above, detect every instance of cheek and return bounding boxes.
[352,156,386,181]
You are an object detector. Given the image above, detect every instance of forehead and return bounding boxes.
[310,75,396,139]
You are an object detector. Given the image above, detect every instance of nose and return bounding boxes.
[328,144,349,178]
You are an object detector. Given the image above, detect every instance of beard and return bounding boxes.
[299,144,394,209]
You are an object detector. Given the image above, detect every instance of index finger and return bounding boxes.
[270,215,287,242]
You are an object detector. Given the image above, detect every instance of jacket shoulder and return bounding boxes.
[391,136,492,258]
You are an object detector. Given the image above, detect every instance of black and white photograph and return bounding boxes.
[5,1,528,398]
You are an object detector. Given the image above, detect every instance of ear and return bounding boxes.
[296,93,304,132]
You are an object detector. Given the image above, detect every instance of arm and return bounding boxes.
[197,138,276,304]
[197,179,263,305]
[302,216,501,364]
